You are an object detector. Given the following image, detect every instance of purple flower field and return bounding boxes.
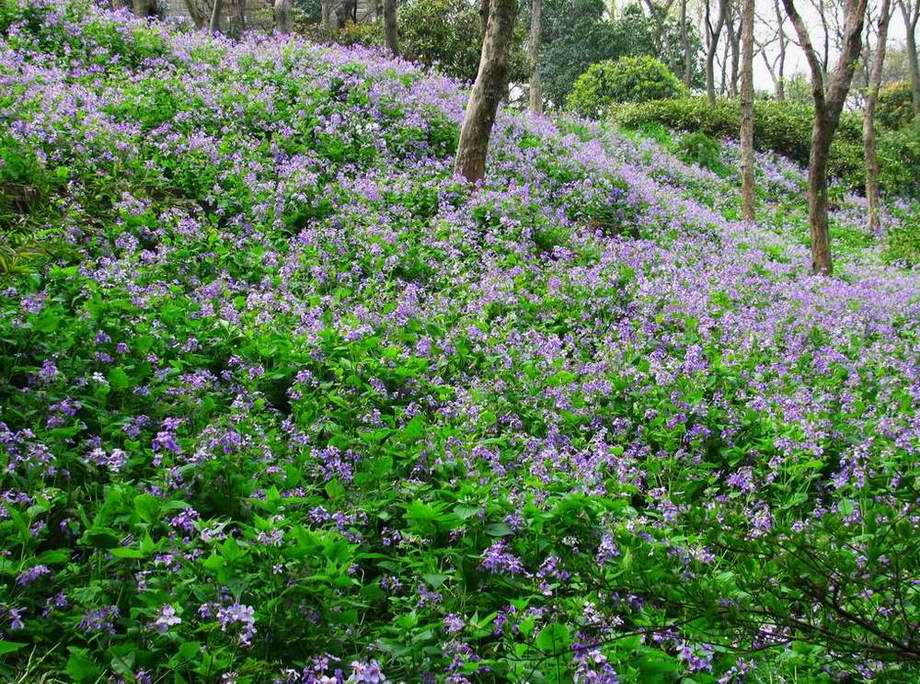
[0,1,917,682]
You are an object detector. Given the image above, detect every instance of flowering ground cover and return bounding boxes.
[0,1,918,682]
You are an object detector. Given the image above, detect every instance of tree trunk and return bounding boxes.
[727,12,740,97]
[681,0,692,85]
[706,0,728,104]
[209,0,223,32]
[237,0,246,32]
[529,0,543,114]
[782,0,869,276]
[806,121,834,274]
[740,0,756,220]
[183,0,208,28]
[899,0,920,115]
[455,0,518,184]
[132,0,154,16]
[321,0,334,30]
[275,0,290,33]
[480,0,492,35]
[642,0,679,74]
[864,0,892,233]
[775,0,787,101]
[384,0,398,55]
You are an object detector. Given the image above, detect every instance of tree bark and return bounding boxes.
[237,0,246,32]
[455,0,518,184]
[726,8,740,97]
[781,0,869,275]
[529,0,543,114]
[182,0,208,28]
[209,0,223,32]
[275,0,291,33]
[383,0,398,55]
[775,0,786,100]
[899,0,920,115]
[681,0,692,85]
[321,0,335,30]
[864,0,892,233]
[132,0,155,16]
[740,0,756,220]
[706,0,728,104]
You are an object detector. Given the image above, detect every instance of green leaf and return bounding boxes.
[80,527,120,549]
[110,650,135,675]
[484,522,514,537]
[177,641,200,661]
[535,623,570,654]
[66,650,100,682]
[110,547,145,559]
[36,549,70,565]
[134,494,160,524]
[0,640,27,655]
[422,573,450,588]
[107,367,133,391]
[33,308,61,333]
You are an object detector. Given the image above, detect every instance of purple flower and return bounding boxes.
[8,607,25,630]
[348,660,386,683]
[152,604,182,634]
[217,603,256,646]
[443,613,464,634]
[481,539,526,575]
[16,564,51,586]
[596,533,620,566]
[79,605,119,634]
[39,359,59,383]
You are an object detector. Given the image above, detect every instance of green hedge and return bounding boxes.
[610,96,920,195]
[566,56,685,118]
[876,81,915,131]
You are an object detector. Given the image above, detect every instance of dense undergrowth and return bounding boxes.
[0,2,918,682]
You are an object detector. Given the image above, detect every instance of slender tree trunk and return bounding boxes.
[807,123,834,274]
[900,0,920,115]
[706,0,728,104]
[275,0,291,33]
[455,0,518,184]
[775,0,787,101]
[681,0,692,85]
[642,0,679,73]
[383,0,398,55]
[529,0,543,114]
[782,0,869,275]
[727,13,740,97]
[740,0,756,220]
[237,0,246,32]
[864,0,892,233]
[210,0,223,32]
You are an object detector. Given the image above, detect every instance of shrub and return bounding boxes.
[567,56,685,118]
[883,213,920,266]
[397,0,528,82]
[877,121,920,198]
[611,96,877,190]
[675,131,729,176]
[876,81,915,130]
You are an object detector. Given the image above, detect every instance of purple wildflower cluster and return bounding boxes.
[0,1,915,681]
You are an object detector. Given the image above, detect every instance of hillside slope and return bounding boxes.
[0,2,918,682]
